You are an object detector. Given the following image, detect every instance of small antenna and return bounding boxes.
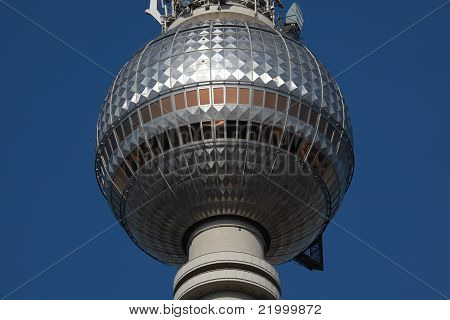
[282,2,304,38]
[285,2,304,31]
[145,0,163,25]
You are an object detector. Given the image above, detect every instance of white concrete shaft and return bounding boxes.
[188,217,265,260]
[201,291,255,300]
[173,217,281,300]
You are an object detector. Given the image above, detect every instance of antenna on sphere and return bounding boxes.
[145,0,162,24]
[282,2,304,38]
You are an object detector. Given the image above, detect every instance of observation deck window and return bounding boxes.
[167,128,180,148]
[186,90,198,108]
[226,120,237,139]
[249,122,261,141]
[140,105,151,124]
[150,101,162,118]
[272,127,283,146]
[179,125,191,144]
[253,90,264,107]
[130,112,140,130]
[238,121,248,139]
[104,140,112,158]
[120,161,132,178]
[131,149,145,168]
[226,87,238,104]
[309,110,318,127]
[299,104,310,123]
[122,118,132,137]
[161,97,172,114]
[277,95,288,112]
[325,123,334,141]
[213,88,224,104]
[149,137,161,155]
[265,92,276,109]
[318,117,327,134]
[289,100,300,117]
[215,120,225,139]
[158,132,171,151]
[175,93,185,110]
[290,135,303,154]
[261,124,272,144]
[126,153,138,172]
[299,141,310,159]
[190,123,202,141]
[199,88,210,105]
[139,142,152,162]
[113,167,128,193]
[115,126,125,143]
[239,88,250,105]
[281,130,294,150]
[202,121,213,140]
[109,135,118,151]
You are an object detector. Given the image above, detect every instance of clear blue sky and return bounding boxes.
[0,0,449,299]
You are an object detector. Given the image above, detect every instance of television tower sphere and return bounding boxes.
[95,0,354,300]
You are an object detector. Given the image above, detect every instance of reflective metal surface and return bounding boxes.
[97,19,352,142]
[95,18,354,265]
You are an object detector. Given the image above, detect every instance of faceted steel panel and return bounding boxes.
[95,18,354,265]
[122,142,328,264]
[97,19,352,144]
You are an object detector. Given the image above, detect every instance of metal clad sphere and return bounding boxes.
[95,18,354,265]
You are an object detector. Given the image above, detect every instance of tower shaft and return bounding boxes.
[173,217,281,299]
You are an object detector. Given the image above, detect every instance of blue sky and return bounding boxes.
[0,0,449,299]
